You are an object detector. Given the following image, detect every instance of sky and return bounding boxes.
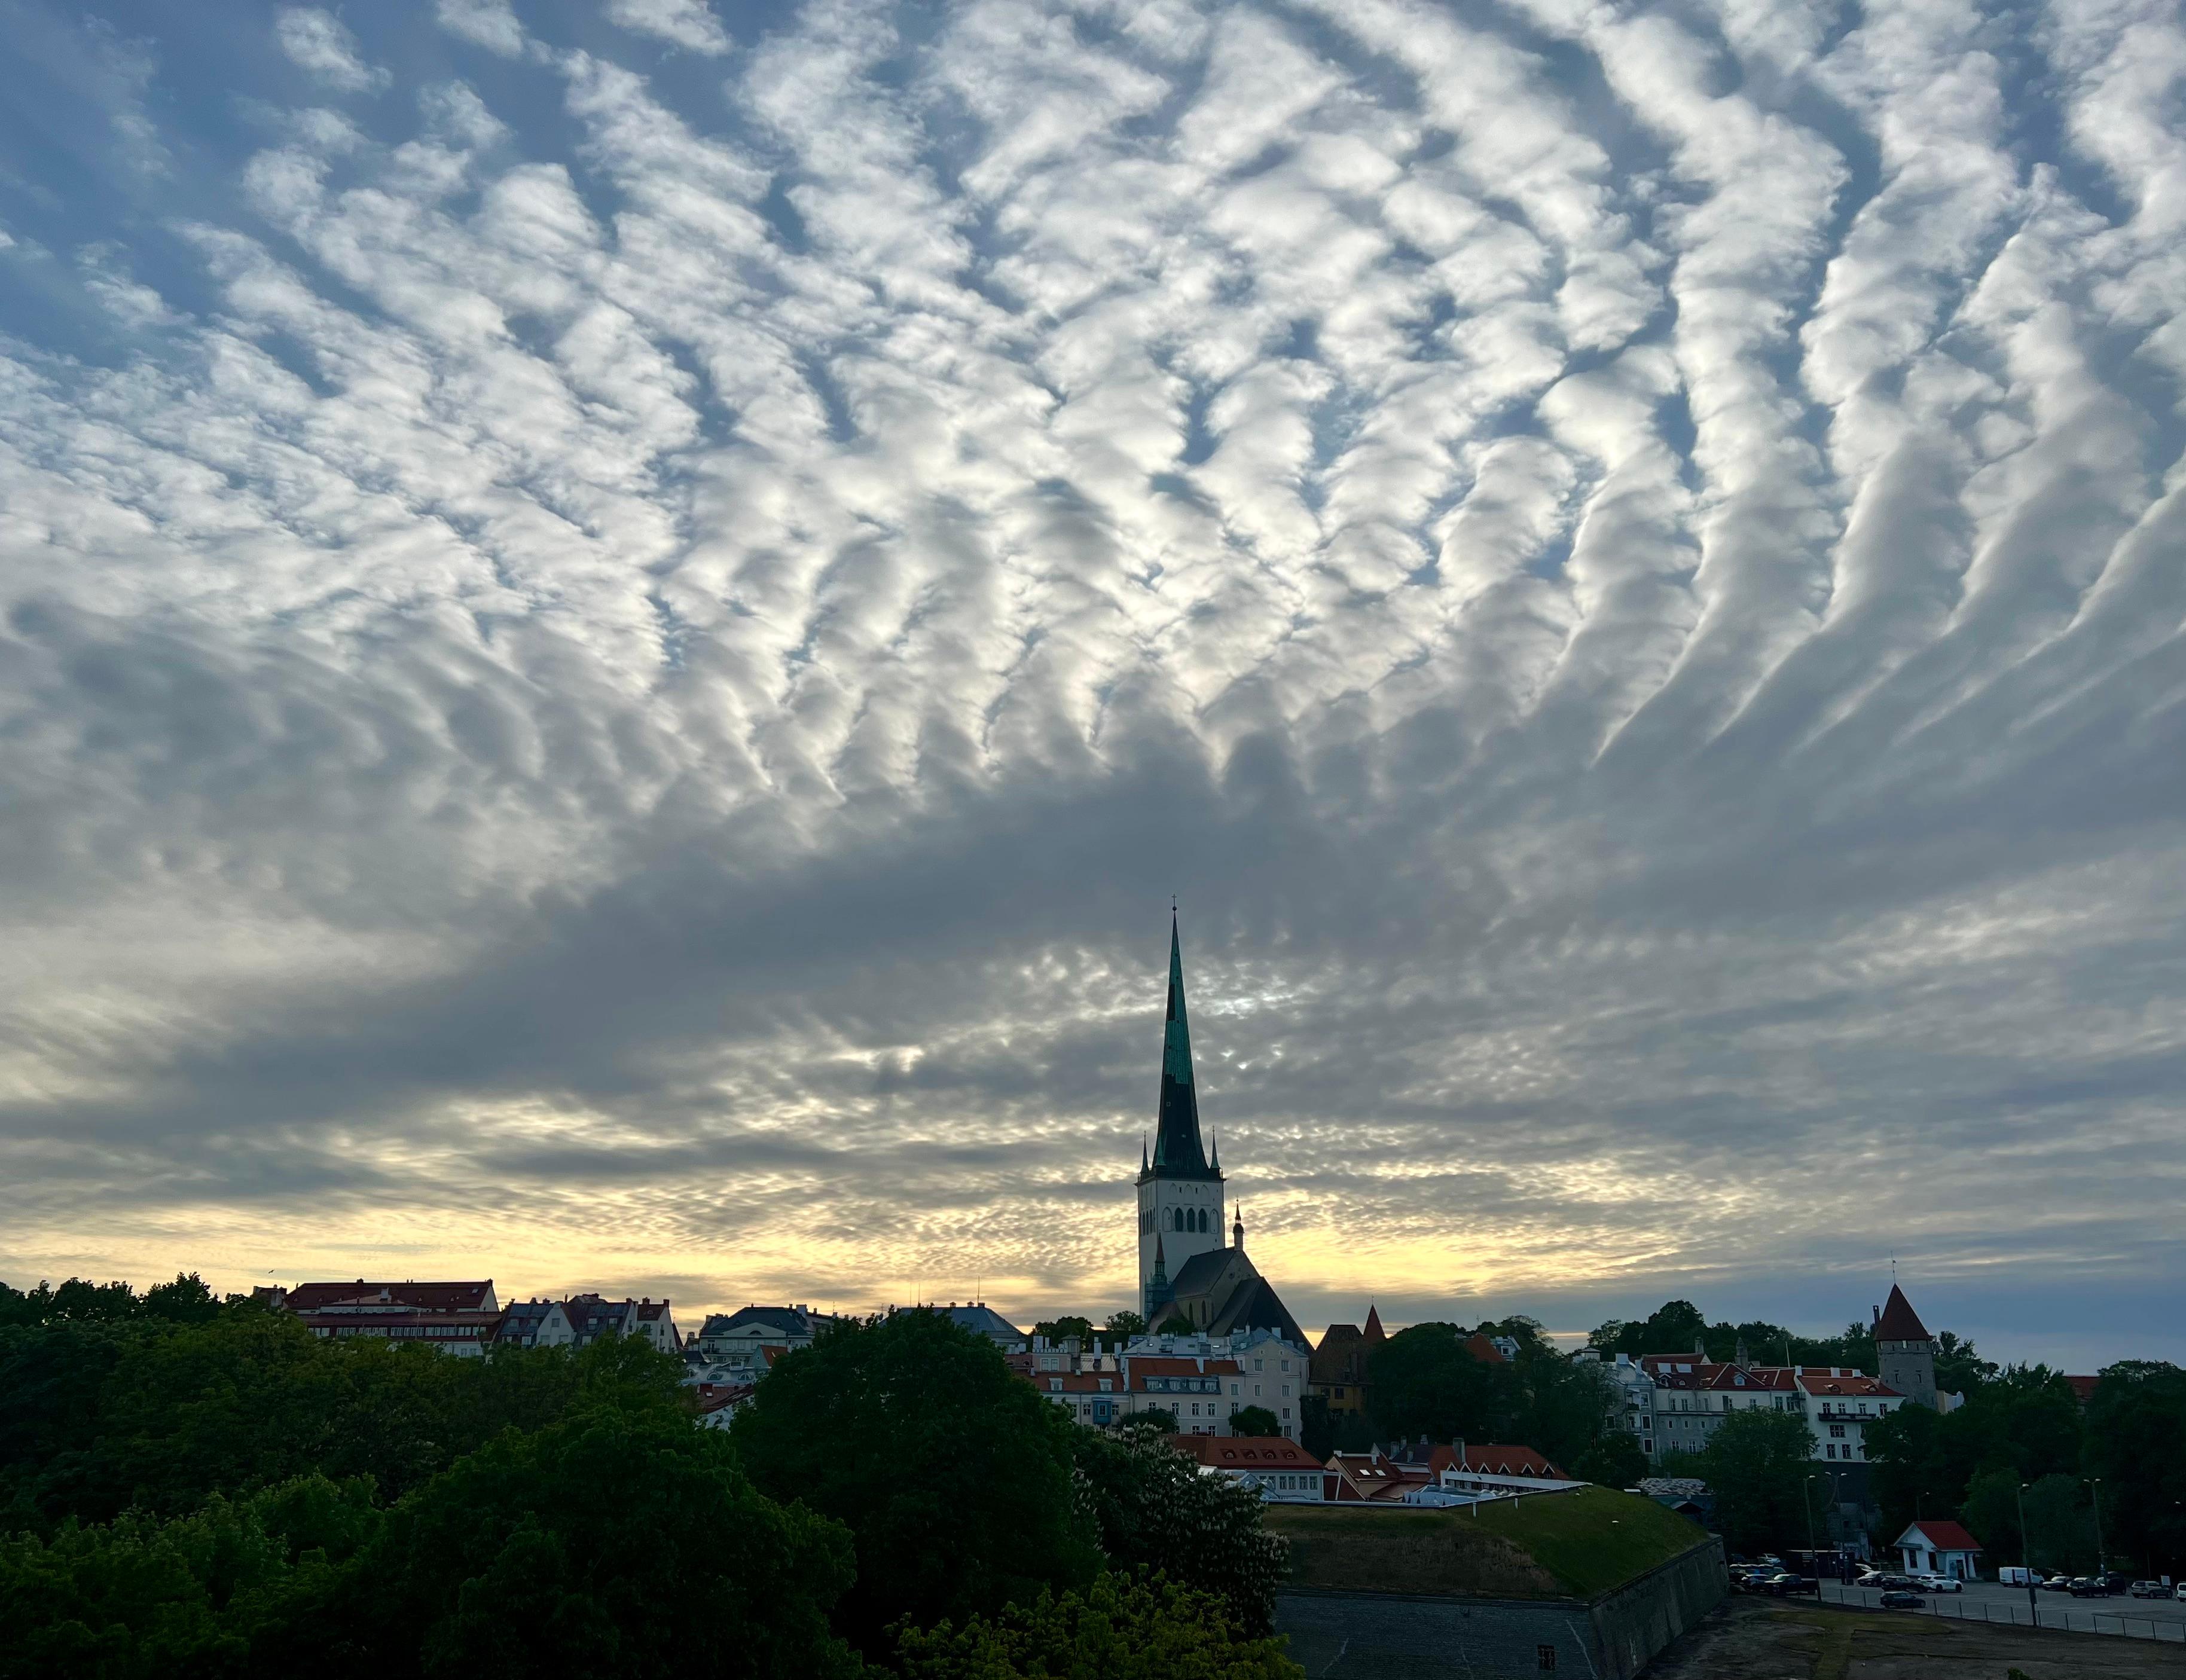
[1,0,2182,1373]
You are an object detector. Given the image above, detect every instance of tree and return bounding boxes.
[2020,1473,2098,1577]
[1068,1430,1289,1634]
[1699,1410,1815,1558]
[1933,1332,1998,1397]
[1034,1316,1094,1345]
[2,1301,678,1531]
[1367,1324,1513,1443]
[1105,1312,1147,1339]
[1505,1340,1611,1468]
[1299,1395,1335,1461]
[2083,1361,2186,1577]
[1571,1432,1649,1489]
[364,1404,860,1679]
[1132,1407,1180,1434]
[1231,1406,1281,1438]
[894,1573,1303,1680]
[1157,1314,1197,1335]
[731,1309,1098,1653]
[1959,1468,2024,1565]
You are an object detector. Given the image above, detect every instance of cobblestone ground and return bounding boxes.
[1646,1595,2186,1680]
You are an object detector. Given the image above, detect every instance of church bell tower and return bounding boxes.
[1137,913,1225,1322]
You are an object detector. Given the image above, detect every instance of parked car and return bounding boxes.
[1915,1574,1963,1594]
[1777,1576,1819,1597]
[2129,1581,2167,1598]
[2099,1574,2132,1593]
[2041,1575,2078,1592]
[2175,1584,2186,1602]
[2069,1578,2110,1597]
[1879,1590,1925,1608]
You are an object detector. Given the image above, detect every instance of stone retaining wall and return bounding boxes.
[1275,1537,1726,1678]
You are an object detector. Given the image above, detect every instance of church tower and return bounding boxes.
[1137,914,1225,1322]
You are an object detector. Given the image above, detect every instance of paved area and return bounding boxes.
[1648,1595,2186,1680]
[1823,1577,2186,1637]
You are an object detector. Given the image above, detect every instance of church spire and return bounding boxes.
[1150,911,1212,1177]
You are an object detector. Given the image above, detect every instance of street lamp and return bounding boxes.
[1802,1474,1820,1558]
[2016,1482,2038,1627]
[2085,1477,2106,1577]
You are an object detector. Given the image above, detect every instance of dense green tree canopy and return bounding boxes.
[366,1404,860,1679]
[1586,1300,1875,1373]
[1366,1323,1513,1443]
[1229,1406,1281,1438]
[1698,1410,1817,1557]
[1069,1428,1288,1635]
[894,1574,1302,1680]
[1571,1431,1650,1490]
[729,1309,1099,1653]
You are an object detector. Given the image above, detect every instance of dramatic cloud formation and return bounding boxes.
[2,0,2181,1366]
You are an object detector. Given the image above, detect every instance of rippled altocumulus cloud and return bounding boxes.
[1,0,2182,1363]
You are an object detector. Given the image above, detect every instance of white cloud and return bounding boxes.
[604,0,731,56]
[274,7,389,94]
[434,0,527,58]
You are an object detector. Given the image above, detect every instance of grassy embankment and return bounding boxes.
[1265,1484,1709,1600]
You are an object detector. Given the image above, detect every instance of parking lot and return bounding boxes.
[1821,1577,2186,1641]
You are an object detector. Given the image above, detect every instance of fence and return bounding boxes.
[1816,1581,2186,1644]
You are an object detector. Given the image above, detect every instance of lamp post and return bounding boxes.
[2016,1481,2038,1627]
[1802,1474,1820,1559]
[2086,1477,2106,1578]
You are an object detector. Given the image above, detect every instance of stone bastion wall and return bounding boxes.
[1274,1534,1727,1679]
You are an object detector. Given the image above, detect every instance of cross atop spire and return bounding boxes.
[1147,911,1216,1179]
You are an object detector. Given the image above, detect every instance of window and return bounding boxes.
[1537,1644,1557,1671]
[1828,1424,1845,1438]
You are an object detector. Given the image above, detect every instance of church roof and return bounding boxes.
[1147,915,1217,1180]
[1168,1246,1243,1299]
[1207,1275,1307,1345]
[1874,1284,1930,1343]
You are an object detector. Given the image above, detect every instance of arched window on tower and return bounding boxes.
[1196,1208,1208,1233]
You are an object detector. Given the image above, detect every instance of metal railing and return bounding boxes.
[1816,1581,2186,1643]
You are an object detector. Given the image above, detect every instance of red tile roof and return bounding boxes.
[1168,1435,1318,1469]
[1464,1332,1509,1366]
[1797,1372,1899,1398]
[1363,1306,1385,1342]
[280,1280,494,1313]
[2063,1374,2099,1405]
[1899,1520,1982,1554]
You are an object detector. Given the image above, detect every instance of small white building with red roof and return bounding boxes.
[1895,1519,1982,1580]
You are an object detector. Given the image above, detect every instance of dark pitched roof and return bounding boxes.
[1207,1275,1306,1345]
[1147,915,1217,1179]
[1874,1284,1930,1342]
[704,1305,811,1337]
[1168,1246,1244,1299]
[1463,1332,1509,1365]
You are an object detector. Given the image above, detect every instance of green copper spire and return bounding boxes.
[1149,912,1214,1177]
